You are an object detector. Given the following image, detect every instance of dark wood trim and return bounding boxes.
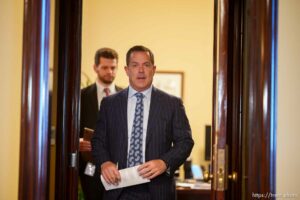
[54,0,82,199]
[212,0,277,199]
[212,0,229,199]
[226,0,243,199]
[18,0,50,199]
[177,187,211,200]
[241,0,277,198]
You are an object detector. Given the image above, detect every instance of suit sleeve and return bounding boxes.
[160,98,194,176]
[91,98,111,168]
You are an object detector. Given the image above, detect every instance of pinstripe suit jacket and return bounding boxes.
[92,86,194,200]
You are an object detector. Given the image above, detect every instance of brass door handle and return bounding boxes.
[228,171,238,182]
[203,171,238,182]
[203,171,213,181]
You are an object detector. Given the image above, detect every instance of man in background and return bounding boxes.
[92,45,194,200]
[79,48,122,200]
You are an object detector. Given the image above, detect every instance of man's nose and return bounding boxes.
[107,68,113,73]
[138,65,144,72]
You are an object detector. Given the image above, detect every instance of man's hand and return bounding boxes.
[101,161,121,185]
[79,139,91,152]
[138,159,167,179]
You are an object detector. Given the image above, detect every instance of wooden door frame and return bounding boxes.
[19,0,82,199]
[54,0,82,199]
[18,0,51,199]
[241,0,277,198]
[19,0,277,199]
[211,0,277,199]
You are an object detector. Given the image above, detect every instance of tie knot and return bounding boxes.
[104,88,110,96]
[135,92,144,100]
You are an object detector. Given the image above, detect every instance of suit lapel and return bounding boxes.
[117,88,129,168]
[118,88,128,133]
[146,87,161,145]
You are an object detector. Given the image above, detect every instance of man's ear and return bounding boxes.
[124,66,129,76]
[93,64,98,72]
[153,65,156,73]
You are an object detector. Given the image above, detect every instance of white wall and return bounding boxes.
[277,0,300,197]
[0,0,23,199]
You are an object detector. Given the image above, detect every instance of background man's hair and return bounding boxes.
[126,45,154,66]
[94,47,118,65]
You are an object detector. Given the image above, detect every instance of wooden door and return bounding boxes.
[211,0,277,199]
[54,0,82,199]
[18,0,51,199]
[18,0,277,199]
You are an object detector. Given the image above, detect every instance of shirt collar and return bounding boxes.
[128,85,152,99]
[95,78,116,93]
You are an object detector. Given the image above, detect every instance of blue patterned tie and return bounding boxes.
[127,93,144,167]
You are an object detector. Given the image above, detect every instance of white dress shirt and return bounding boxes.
[127,85,153,163]
[95,79,117,109]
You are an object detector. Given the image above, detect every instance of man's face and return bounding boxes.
[125,51,156,92]
[94,57,118,85]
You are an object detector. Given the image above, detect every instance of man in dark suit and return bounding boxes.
[79,48,122,200]
[92,45,194,200]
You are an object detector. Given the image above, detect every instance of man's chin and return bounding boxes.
[99,77,114,85]
[101,79,114,85]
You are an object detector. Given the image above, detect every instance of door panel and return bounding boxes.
[18,0,50,199]
[211,0,229,199]
[54,0,82,199]
[211,0,277,199]
[241,0,277,198]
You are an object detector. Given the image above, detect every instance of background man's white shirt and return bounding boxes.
[95,79,117,108]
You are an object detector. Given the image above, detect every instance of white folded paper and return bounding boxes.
[101,165,150,190]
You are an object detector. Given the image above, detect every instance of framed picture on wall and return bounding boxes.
[153,71,184,99]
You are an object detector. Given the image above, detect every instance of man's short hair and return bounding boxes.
[126,45,155,66]
[94,47,118,65]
